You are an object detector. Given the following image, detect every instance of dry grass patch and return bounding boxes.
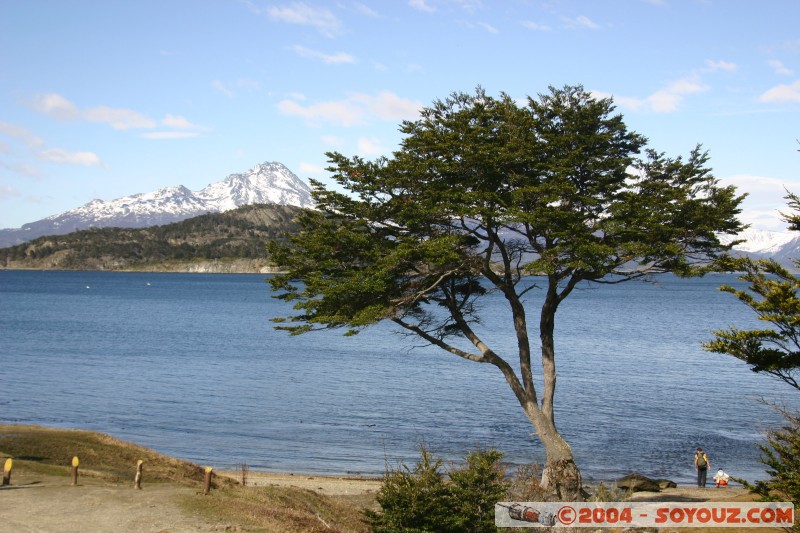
[0,424,370,533]
[183,484,369,532]
[0,423,218,485]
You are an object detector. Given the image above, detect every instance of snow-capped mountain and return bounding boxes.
[196,162,314,211]
[717,228,800,268]
[719,228,796,255]
[0,161,314,248]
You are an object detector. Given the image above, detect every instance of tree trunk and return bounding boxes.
[534,285,582,500]
[533,411,582,500]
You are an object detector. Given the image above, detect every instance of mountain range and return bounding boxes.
[1,160,799,266]
[0,161,314,249]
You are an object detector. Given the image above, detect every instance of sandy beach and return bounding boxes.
[218,469,384,496]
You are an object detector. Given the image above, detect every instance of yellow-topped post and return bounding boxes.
[71,456,79,486]
[134,459,143,489]
[202,466,213,495]
[3,458,12,486]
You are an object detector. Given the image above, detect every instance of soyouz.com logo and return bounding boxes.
[495,502,794,528]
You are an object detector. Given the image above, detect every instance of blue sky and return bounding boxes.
[1,0,799,231]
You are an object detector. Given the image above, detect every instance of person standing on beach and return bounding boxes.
[694,447,710,487]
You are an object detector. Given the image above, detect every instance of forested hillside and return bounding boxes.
[0,204,302,273]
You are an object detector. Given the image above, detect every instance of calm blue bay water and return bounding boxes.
[0,270,796,485]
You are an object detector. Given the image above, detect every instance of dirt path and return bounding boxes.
[0,471,232,533]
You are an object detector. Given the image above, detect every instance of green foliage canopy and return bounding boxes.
[704,256,800,390]
[270,86,743,338]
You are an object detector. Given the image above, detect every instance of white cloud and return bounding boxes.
[704,59,737,73]
[28,93,205,139]
[161,114,204,130]
[646,91,682,113]
[289,45,356,64]
[563,15,600,29]
[769,59,794,76]
[591,90,642,111]
[0,183,22,199]
[522,20,551,31]
[352,2,379,18]
[236,79,261,91]
[267,2,342,37]
[38,148,102,166]
[141,131,201,140]
[451,0,483,14]
[0,121,101,170]
[357,136,388,156]
[477,22,498,34]
[212,80,235,98]
[722,173,789,193]
[0,162,41,178]
[720,173,800,230]
[278,91,422,126]
[646,78,709,111]
[321,134,344,147]
[212,78,261,98]
[31,93,79,120]
[278,98,365,126]
[409,0,435,13]
[32,94,156,129]
[598,75,709,113]
[759,80,800,103]
[141,114,208,139]
[666,78,709,95]
[83,106,157,130]
[298,162,324,174]
[352,91,423,121]
[0,121,44,148]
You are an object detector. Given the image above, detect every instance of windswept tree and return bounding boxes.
[704,192,800,511]
[268,86,744,499]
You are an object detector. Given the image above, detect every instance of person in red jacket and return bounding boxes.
[713,469,730,488]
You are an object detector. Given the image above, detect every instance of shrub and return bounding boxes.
[504,463,547,503]
[449,449,509,532]
[738,404,800,531]
[365,446,509,533]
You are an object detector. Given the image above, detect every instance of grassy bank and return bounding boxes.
[0,424,370,532]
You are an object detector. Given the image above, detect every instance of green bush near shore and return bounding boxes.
[365,446,513,533]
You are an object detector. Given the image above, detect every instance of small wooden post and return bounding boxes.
[134,459,143,490]
[71,456,80,486]
[2,458,12,486]
[239,462,249,487]
[202,466,213,495]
